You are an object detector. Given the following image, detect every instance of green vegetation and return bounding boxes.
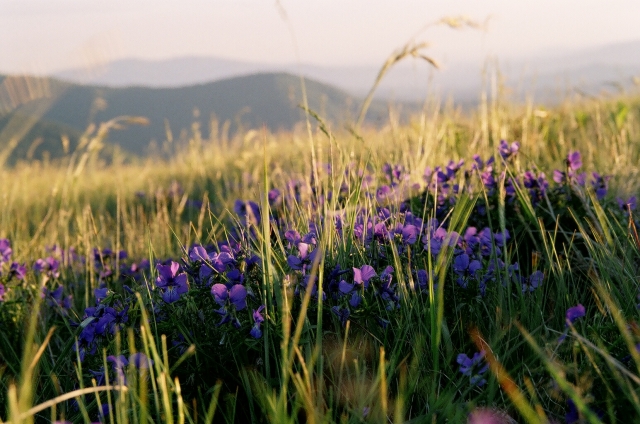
[1,82,640,423]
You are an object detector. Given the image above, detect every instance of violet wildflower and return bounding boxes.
[565,399,579,424]
[284,230,301,248]
[566,151,582,171]
[212,283,247,328]
[338,279,362,308]
[591,172,609,200]
[34,257,60,278]
[234,200,261,226]
[553,169,567,184]
[566,304,585,326]
[521,270,543,293]
[558,304,586,342]
[210,251,235,272]
[107,354,129,382]
[331,305,350,326]
[523,171,549,207]
[400,224,419,245]
[287,242,319,272]
[617,196,637,215]
[423,227,458,256]
[457,350,489,387]
[129,352,153,369]
[452,253,482,288]
[268,188,282,208]
[0,239,12,265]
[43,286,73,311]
[250,305,265,338]
[88,367,106,386]
[95,304,129,335]
[353,265,376,289]
[155,261,189,303]
[376,185,393,203]
[498,140,520,161]
[460,227,479,254]
[415,269,437,293]
[189,245,209,263]
[99,403,111,419]
[94,287,109,303]
[212,284,247,311]
[8,262,26,280]
[171,332,192,355]
[0,283,4,301]
[377,266,398,309]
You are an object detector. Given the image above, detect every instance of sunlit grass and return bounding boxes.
[1,83,640,423]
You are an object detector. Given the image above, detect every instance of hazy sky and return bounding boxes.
[2,0,640,74]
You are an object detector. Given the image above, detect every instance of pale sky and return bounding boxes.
[1,0,640,74]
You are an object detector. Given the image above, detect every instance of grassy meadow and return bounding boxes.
[2,84,640,423]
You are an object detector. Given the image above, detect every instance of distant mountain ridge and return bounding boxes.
[52,39,640,103]
[54,56,276,88]
[0,72,400,163]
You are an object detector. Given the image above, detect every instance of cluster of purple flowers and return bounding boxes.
[0,239,27,302]
[3,140,638,423]
[72,287,131,361]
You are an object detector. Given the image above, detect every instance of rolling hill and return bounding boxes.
[0,72,400,162]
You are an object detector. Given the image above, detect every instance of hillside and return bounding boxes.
[0,112,82,165]
[0,72,398,160]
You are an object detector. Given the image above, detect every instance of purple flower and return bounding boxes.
[553,169,566,184]
[378,266,398,308]
[34,257,60,278]
[268,188,282,207]
[155,262,189,303]
[523,171,549,206]
[415,269,437,292]
[0,283,5,301]
[498,140,520,160]
[338,279,362,307]
[452,253,482,288]
[211,284,247,328]
[591,172,609,200]
[353,265,376,289]
[468,408,510,424]
[8,262,26,280]
[94,287,109,303]
[400,224,419,245]
[129,352,153,369]
[522,270,543,293]
[250,305,265,338]
[376,185,393,203]
[0,239,12,265]
[43,286,73,311]
[234,200,261,226]
[99,403,111,419]
[457,350,489,387]
[566,151,582,171]
[287,241,320,273]
[107,354,129,382]
[95,304,129,335]
[617,196,637,214]
[211,283,247,311]
[331,305,350,326]
[189,245,209,262]
[566,304,585,326]
[284,230,301,247]
[210,251,235,272]
[423,227,458,256]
